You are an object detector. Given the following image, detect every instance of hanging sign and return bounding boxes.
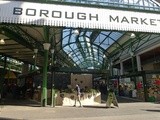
[0,1,160,33]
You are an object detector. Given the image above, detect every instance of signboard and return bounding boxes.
[0,1,160,33]
[106,91,118,108]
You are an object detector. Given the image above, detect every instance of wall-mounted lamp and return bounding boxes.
[0,39,5,44]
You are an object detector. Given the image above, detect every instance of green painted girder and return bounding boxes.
[1,29,34,52]
[131,34,160,52]
[54,48,75,67]
[67,48,83,65]
[53,29,78,67]
[0,24,44,55]
[0,24,47,66]
[123,33,155,53]
[90,30,101,63]
[103,32,124,53]
[76,38,86,59]
[55,43,76,67]
[43,0,160,13]
[110,33,160,61]
[62,37,107,69]
[86,30,110,64]
[109,32,142,57]
[54,66,107,74]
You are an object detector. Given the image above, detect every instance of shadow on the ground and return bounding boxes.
[1,95,147,108]
[0,117,25,120]
[142,109,160,112]
[101,94,143,103]
[83,105,117,109]
[0,98,41,107]
[154,102,160,104]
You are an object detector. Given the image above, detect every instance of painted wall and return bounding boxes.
[70,74,92,89]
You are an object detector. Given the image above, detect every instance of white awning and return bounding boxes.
[0,1,160,33]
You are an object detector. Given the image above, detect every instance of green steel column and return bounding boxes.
[33,54,37,71]
[131,56,137,89]
[50,29,57,107]
[131,56,135,73]
[110,60,113,76]
[41,26,50,107]
[41,50,49,106]
[142,71,148,102]
[0,56,7,99]
[51,52,55,107]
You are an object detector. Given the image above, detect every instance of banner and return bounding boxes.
[0,1,160,33]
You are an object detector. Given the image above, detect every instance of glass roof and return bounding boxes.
[52,0,160,11]
[58,0,159,70]
[62,29,124,70]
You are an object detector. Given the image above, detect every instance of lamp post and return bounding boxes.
[33,48,38,71]
[50,48,55,107]
[130,51,135,73]
[130,33,136,73]
[110,60,113,76]
[41,43,50,107]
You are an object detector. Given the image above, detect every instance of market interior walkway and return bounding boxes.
[0,96,160,120]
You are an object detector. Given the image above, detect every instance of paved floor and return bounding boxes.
[0,97,160,120]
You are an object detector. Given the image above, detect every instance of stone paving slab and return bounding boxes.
[0,102,160,120]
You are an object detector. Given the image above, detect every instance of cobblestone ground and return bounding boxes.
[0,97,160,120]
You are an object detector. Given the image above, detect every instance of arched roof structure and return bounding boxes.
[0,0,160,73]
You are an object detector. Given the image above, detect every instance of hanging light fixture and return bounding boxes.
[34,48,38,54]
[72,29,79,35]
[129,51,134,57]
[43,43,51,50]
[130,33,136,39]
[32,55,35,58]
[0,39,5,44]
[50,49,54,54]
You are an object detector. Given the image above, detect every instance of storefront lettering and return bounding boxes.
[109,15,160,26]
[13,7,98,21]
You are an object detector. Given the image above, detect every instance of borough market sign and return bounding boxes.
[0,1,160,33]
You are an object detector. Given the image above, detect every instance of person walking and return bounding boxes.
[74,84,82,107]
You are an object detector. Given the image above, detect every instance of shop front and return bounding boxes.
[112,71,160,102]
[145,71,160,102]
